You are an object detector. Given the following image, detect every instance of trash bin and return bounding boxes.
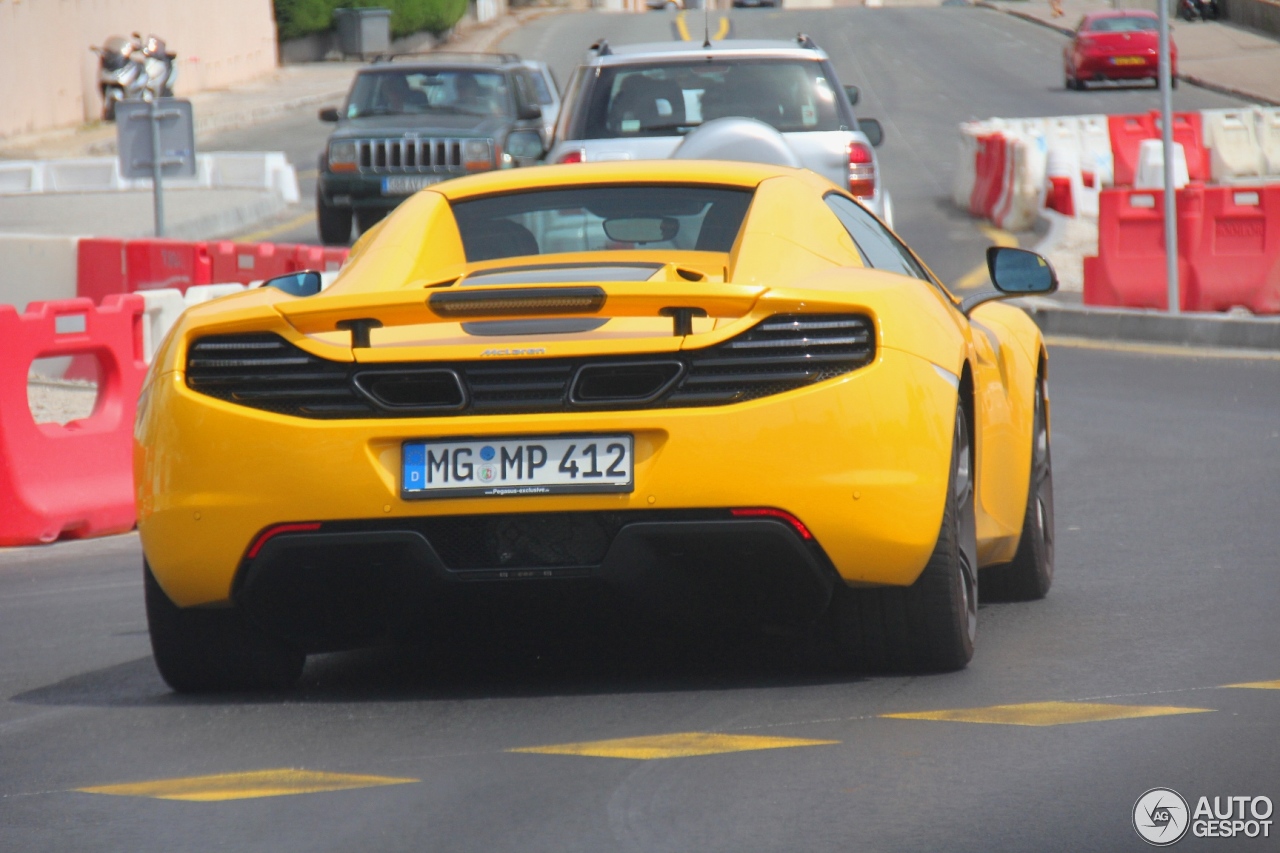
[334,7,392,58]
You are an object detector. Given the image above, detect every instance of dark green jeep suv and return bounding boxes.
[316,54,549,244]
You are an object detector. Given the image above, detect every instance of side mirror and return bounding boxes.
[505,129,546,164]
[319,107,341,122]
[517,102,543,122]
[265,270,323,297]
[959,248,1058,313]
[988,247,1058,295]
[857,118,884,148]
[844,85,860,106]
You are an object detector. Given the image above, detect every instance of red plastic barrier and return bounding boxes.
[1108,113,1156,188]
[1109,112,1211,187]
[76,238,127,307]
[1188,184,1280,314]
[209,240,297,284]
[970,133,1007,219]
[292,244,349,273]
[1153,110,1210,184]
[1084,186,1204,310]
[0,295,147,546]
[1046,176,1075,217]
[124,239,213,293]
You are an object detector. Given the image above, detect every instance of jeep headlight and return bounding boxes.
[328,140,358,172]
[463,139,493,171]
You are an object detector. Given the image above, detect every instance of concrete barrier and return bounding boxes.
[0,153,300,203]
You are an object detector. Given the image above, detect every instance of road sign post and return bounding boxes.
[116,99,196,238]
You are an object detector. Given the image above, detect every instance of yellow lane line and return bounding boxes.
[675,11,728,42]
[77,769,417,802]
[510,732,838,760]
[296,168,319,180]
[714,15,731,41]
[676,10,691,41]
[953,223,1018,291]
[236,210,317,243]
[1224,680,1280,689]
[1044,335,1280,362]
[883,701,1213,728]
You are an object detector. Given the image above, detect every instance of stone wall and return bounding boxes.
[1222,0,1280,35]
[0,0,278,140]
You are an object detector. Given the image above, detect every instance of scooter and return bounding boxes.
[90,33,178,121]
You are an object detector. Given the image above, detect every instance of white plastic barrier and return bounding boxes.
[1134,139,1190,190]
[1078,115,1114,188]
[139,289,187,364]
[1202,109,1266,182]
[1258,108,1280,177]
[139,283,247,362]
[994,131,1048,232]
[0,153,299,203]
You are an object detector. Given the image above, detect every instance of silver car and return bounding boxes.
[545,36,892,226]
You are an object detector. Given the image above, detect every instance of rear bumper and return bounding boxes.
[137,346,957,609]
[235,513,836,650]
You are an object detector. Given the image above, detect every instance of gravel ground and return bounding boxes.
[28,378,99,425]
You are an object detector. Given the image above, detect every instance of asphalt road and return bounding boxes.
[4,8,1278,852]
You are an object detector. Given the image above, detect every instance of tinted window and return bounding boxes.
[452,186,753,262]
[583,60,843,139]
[825,194,930,281]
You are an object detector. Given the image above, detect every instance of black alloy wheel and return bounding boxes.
[828,402,979,673]
[144,561,305,693]
[982,371,1054,601]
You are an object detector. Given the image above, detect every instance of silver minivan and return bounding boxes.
[545,37,893,226]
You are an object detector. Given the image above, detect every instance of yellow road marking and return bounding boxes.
[77,769,417,802]
[296,168,318,180]
[675,11,729,42]
[1224,680,1280,690]
[953,224,1018,291]
[510,732,838,760]
[883,701,1213,727]
[1044,335,1280,362]
[236,210,317,243]
[676,11,691,40]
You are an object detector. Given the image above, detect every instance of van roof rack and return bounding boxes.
[796,33,819,50]
[588,38,612,57]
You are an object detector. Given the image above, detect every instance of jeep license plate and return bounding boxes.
[382,175,444,195]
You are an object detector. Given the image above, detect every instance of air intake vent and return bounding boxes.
[185,314,874,419]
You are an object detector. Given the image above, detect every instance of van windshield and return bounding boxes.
[582,60,843,138]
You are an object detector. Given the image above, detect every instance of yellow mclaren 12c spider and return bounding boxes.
[135,160,1057,692]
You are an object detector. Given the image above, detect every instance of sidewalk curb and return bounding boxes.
[1015,296,1280,350]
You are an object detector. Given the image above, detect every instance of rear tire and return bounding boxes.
[145,561,305,693]
[316,188,352,245]
[828,403,978,673]
[982,371,1054,601]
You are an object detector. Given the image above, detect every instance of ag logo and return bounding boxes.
[1134,788,1190,846]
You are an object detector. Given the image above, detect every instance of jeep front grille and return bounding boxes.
[185,314,875,419]
[355,138,468,173]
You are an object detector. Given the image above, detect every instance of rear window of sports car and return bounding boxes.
[451,185,754,262]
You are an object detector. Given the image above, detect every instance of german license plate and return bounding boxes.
[402,434,634,499]
[1112,56,1145,65]
[381,175,443,195]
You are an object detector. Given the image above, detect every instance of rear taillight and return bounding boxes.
[558,149,585,164]
[848,141,876,199]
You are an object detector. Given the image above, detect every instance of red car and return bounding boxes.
[1064,10,1177,90]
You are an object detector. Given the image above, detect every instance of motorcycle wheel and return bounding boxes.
[103,89,124,122]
